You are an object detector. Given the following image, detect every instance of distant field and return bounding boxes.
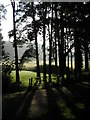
[22,60,89,70]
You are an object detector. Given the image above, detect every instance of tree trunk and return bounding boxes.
[55,3,57,67]
[60,3,65,81]
[85,51,88,72]
[49,3,53,83]
[13,1,19,83]
[64,32,66,69]
[55,3,61,75]
[32,2,40,77]
[68,54,69,68]
[74,28,79,79]
[43,4,46,81]
[71,51,73,71]
[85,42,88,72]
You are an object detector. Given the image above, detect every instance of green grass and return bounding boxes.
[10,70,59,88]
[11,70,37,87]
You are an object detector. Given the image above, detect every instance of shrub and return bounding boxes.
[2,63,13,94]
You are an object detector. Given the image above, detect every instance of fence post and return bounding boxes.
[31,78,32,88]
[29,78,30,87]
[39,77,41,84]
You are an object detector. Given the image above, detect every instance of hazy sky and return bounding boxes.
[1,0,13,41]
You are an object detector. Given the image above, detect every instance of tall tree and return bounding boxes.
[32,2,40,77]
[54,3,58,67]
[43,3,47,81]
[49,3,53,83]
[11,0,19,82]
[60,3,65,81]
[55,3,61,75]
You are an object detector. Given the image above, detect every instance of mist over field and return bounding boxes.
[4,41,42,59]
[4,41,89,69]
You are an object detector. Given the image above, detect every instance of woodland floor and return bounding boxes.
[2,80,90,120]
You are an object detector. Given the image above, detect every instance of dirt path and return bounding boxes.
[2,82,90,120]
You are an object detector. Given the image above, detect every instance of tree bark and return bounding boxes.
[85,42,88,72]
[55,3,57,67]
[60,3,65,81]
[49,3,53,83]
[13,1,19,83]
[43,3,46,81]
[71,51,73,71]
[55,3,61,75]
[32,2,40,77]
[74,28,79,79]
[85,51,88,72]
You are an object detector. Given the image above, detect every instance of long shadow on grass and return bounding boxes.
[64,83,90,120]
[2,87,37,120]
[15,87,38,120]
[45,82,64,120]
[64,84,89,100]
[56,85,90,120]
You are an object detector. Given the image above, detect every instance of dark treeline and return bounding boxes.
[9,2,90,83]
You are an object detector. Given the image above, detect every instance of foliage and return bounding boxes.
[2,41,13,93]
[20,43,36,64]
[0,4,7,20]
[2,73,12,94]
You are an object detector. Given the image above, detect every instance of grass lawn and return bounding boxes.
[11,70,37,87]
[10,70,59,88]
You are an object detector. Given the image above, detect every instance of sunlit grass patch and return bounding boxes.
[11,70,59,87]
[11,70,37,87]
